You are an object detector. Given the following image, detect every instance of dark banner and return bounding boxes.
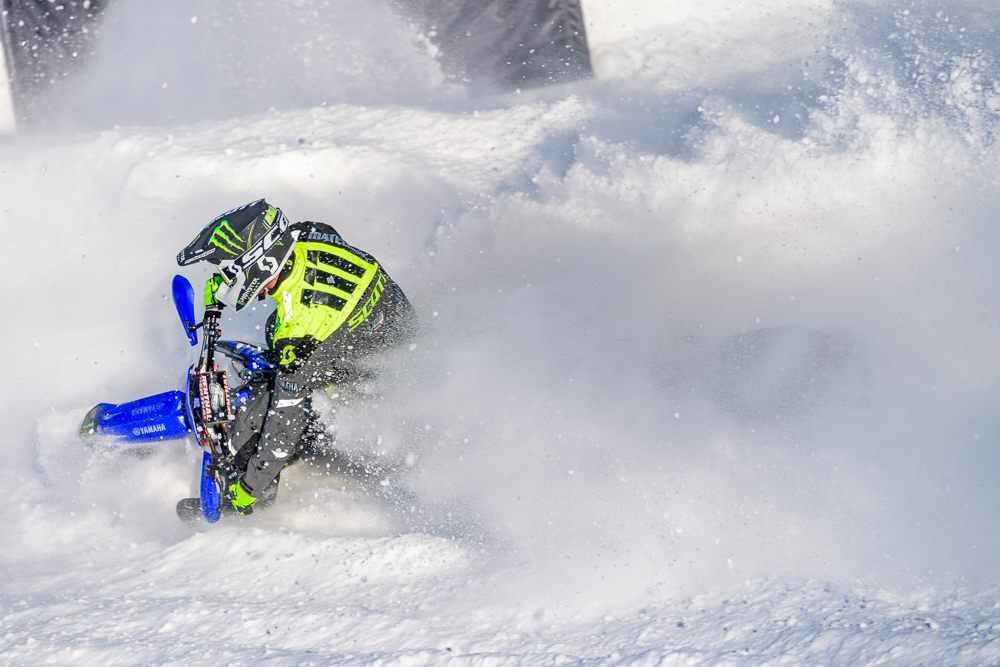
[398,0,592,91]
[0,0,107,123]
[0,0,590,128]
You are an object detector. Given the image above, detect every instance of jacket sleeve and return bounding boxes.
[272,336,320,374]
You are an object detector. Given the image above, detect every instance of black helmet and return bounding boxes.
[177,199,298,311]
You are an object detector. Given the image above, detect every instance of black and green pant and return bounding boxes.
[232,279,415,498]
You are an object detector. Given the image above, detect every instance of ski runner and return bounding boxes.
[176,199,416,514]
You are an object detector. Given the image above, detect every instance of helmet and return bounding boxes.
[177,199,298,311]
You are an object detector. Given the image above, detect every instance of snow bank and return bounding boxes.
[3,0,1000,664]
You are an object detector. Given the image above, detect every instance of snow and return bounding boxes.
[0,42,12,134]
[4,0,1000,664]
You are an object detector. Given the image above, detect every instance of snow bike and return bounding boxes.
[78,275,277,524]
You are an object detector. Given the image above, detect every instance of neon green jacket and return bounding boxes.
[269,222,387,367]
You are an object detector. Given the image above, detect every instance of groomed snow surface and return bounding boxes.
[5,1,1000,664]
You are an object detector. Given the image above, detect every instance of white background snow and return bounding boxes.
[3,0,1000,664]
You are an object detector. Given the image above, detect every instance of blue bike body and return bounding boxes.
[79,347,271,448]
[80,275,276,523]
[80,391,190,451]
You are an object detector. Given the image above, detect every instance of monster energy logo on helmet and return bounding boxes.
[176,199,298,312]
[207,221,247,256]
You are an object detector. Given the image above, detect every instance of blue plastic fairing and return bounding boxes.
[172,275,198,346]
[200,451,222,523]
[85,391,191,450]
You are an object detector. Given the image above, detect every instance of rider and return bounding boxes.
[177,199,416,514]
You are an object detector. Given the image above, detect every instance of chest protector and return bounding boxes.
[270,224,381,347]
